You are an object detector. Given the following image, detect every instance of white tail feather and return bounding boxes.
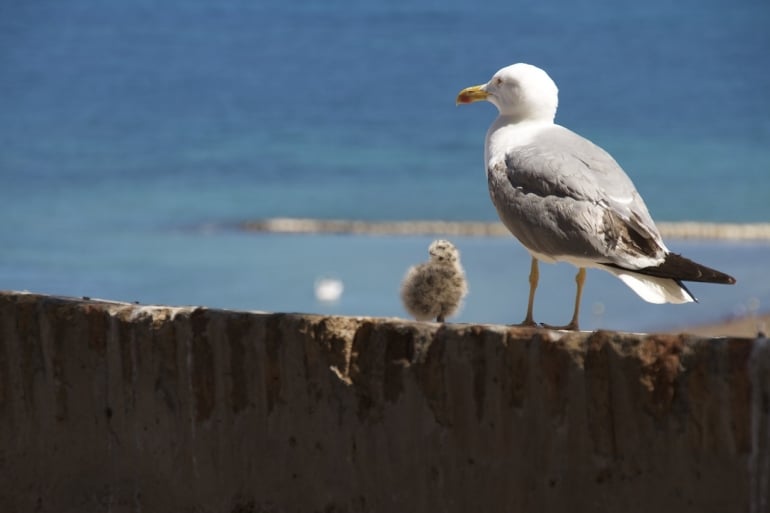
[602,267,695,304]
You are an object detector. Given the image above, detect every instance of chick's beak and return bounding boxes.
[456,84,488,105]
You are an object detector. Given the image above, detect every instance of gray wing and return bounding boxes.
[487,125,666,268]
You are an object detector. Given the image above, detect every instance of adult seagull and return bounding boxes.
[456,63,735,330]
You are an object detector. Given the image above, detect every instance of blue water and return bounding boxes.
[1,0,769,332]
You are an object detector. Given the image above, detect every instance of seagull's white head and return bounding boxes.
[457,63,559,122]
[428,239,459,265]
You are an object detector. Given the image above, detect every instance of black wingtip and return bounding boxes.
[640,253,736,284]
[606,253,736,285]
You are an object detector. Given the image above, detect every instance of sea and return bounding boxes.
[1,0,769,333]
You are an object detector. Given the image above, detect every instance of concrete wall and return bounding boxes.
[0,290,768,513]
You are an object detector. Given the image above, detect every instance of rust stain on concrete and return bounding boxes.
[263,315,284,415]
[225,313,253,415]
[638,334,685,419]
[190,308,215,422]
[584,331,619,460]
[727,338,753,452]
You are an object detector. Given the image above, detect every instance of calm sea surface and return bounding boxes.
[1,0,769,331]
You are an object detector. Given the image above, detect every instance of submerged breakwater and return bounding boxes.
[241,218,770,241]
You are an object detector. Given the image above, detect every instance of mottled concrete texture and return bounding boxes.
[0,291,768,513]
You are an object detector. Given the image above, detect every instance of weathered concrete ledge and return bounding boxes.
[1,291,769,512]
[240,217,770,240]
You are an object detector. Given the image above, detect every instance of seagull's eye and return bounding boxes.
[494,77,503,86]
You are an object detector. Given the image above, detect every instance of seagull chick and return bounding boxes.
[401,240,468,322]
[456,63,735,331]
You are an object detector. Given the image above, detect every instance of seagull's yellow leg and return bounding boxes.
[543,267,586,331]
[514,257,539,327]
[568,267,586,329]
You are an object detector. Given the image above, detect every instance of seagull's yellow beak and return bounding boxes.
[456,84,488,105]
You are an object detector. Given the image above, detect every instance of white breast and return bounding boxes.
[484,118,552,174]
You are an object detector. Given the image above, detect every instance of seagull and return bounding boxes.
[456,63,735,330]
[401,239,468,322]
